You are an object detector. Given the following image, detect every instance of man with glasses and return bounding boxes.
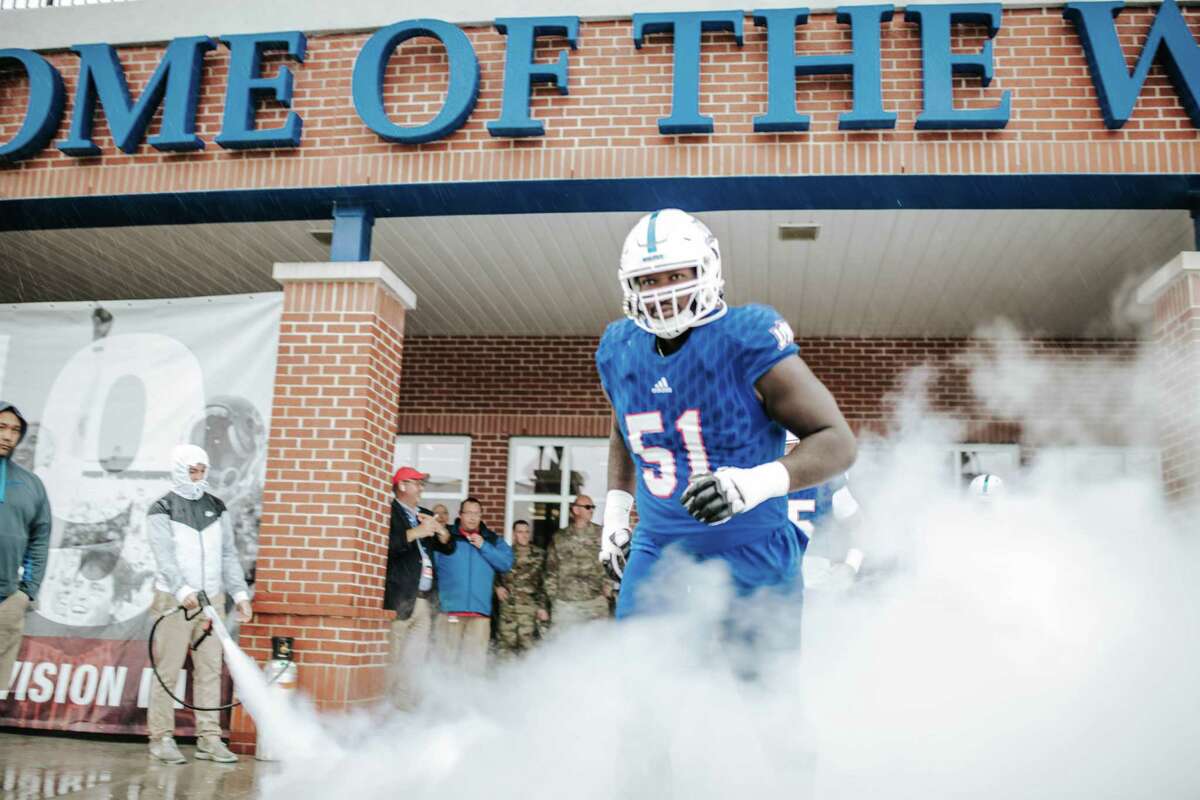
[433,497,512,674]
[385,466,453,708]
[544,495,612,631]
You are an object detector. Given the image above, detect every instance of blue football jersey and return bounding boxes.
[596,304,800,555]
[788,477,844,539]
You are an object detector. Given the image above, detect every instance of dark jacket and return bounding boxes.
[384,500,455,620]
[434,521,513,616]
[0,401,51,604]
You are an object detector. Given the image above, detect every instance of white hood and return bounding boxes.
[171,443,210,501]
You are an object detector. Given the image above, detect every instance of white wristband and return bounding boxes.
[732,461,791,512]
[756,461,792,500]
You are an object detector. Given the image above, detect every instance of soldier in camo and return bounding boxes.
[544,495,612,631]
[494,520,548,660]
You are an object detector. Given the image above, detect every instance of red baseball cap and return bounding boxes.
[392,466,429,486]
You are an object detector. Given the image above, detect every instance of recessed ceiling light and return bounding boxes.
[778,223,821,241]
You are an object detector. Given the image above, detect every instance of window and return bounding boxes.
[1029,447,1160,486]
[393,436,471,517]
[815,440,1021,503]
[951,444,1020,490]
[506,438,609,547]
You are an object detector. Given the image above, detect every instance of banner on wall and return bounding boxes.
[0,292,281,734]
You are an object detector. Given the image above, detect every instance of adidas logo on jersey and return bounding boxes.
[651,377,673,394]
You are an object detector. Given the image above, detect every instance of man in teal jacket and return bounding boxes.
[434,497,512,675]
[0,401,51,698]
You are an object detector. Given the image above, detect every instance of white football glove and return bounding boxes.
[802,549,863,592]
[680,462,790,525]
[599,489,634,582]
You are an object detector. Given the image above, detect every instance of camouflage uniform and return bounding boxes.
[495,542,547,659]
[544,522,610,630]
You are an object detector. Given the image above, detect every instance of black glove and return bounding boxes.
[680,472,737,525]
[600,527,631,582]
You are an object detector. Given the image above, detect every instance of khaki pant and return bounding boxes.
[0,592,30,698]
[434,615,491,676]
[550,597,610,632]
[388,597,434,709]
[147,590,225,741]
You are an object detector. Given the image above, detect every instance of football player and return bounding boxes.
[968,472,1005,501]
[790,474,865,591]
[595,209,857,619]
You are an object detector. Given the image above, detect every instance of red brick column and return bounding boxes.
[1138,252,1200,511]
[230,262,414,753]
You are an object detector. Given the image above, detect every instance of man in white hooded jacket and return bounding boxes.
[146,444,252,765]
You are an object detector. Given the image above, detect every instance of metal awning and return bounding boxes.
[0,208,1190,337]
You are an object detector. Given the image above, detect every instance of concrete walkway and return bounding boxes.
[0,731,268,799]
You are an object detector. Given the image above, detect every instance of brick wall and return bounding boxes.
[396,334,1145,512]
[259,281,406,621]
[3,7,1198,201]
[233,279,407,739]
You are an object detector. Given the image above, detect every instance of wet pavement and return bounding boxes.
[0,732,267,799]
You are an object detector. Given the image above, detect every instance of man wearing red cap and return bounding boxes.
[385,465,454,709]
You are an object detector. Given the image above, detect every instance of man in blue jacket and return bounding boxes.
[434,497,512,675]
[0,401,51,698]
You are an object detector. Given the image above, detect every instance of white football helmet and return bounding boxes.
[619,209,727,339]
[968,473,1005,501]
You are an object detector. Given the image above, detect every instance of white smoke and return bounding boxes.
[233,327,1199,800]
[965,319,1159,447]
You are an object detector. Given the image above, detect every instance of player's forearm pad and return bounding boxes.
[718,460,791,514]
[603,489,634,535]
